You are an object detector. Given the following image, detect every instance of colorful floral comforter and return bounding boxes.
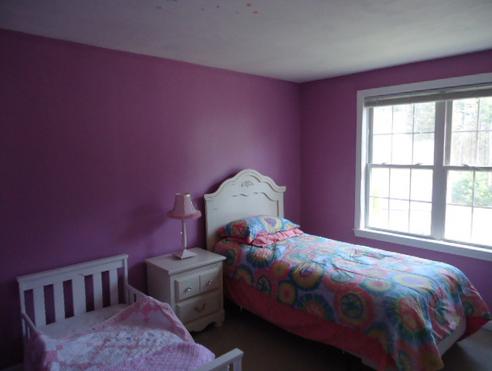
[25,296,214,371]
[214,234,491,371]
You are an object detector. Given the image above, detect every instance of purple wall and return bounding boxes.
[2,27,491,368]
[300,50,492,310]
[0,30,301,366]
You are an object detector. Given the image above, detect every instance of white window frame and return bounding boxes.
[355,73,492,262]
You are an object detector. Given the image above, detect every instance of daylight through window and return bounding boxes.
[366,95,492,248]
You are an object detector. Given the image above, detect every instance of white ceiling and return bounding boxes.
[1,0,492,82]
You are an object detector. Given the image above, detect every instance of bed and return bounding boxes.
[204,169,491,371]
[17,254,243,370]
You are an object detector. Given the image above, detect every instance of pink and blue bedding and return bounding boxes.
[25,296,214,371]
[213,233,491,371]
[218,215,300,246]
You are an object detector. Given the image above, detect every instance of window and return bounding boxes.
[355,74,492,261]
[368,103,435,236]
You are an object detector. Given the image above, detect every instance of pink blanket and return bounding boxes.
[25,296,215,371]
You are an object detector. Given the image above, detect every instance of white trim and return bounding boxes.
[354,228,492,262]
[354,92,368,231]
[431,101,446,240]
[483,321,492,331]
[357,73,492,102]
[355,73,492,261]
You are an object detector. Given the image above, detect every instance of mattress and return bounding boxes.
[41,304,127,338]
[213,233,490,370]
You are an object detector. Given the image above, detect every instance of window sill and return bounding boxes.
[354,228,492,262]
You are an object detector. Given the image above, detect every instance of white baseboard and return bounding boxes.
[484,321,492,331]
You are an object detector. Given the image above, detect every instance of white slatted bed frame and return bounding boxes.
[204,168,465,370]
[17,254,243,371]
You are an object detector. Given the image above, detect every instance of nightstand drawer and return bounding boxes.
[175,275,200,301]
[176,292,220,323]
[199,267,220,293]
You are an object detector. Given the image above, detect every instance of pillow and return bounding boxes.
[218,215,300,245]
[251,228,304,247]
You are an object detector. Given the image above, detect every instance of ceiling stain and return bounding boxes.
[153,0,261,16]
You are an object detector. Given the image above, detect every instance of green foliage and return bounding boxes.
[451,172,492,207]
[475,173,492,207]
[451,176,473,205]
[479,97,492,129]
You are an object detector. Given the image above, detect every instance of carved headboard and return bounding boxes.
[204,169,286,250]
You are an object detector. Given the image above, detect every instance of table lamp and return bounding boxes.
[168,193,202,259]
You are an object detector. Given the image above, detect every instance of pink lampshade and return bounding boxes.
[167,193,202,220]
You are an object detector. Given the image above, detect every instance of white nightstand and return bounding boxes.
[146,247,226,332]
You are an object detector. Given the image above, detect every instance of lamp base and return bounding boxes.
[173,249,197,260]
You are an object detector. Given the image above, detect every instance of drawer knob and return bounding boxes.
[194,303,206,313]
[206,280,213,287]
[184,287,192,293]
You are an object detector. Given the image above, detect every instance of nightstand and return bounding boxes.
[146,247,226,332]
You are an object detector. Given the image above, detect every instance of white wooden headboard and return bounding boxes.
[17,254,128,335]
[204,169,286,250]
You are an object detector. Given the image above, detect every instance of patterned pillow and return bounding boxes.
[218,215,300,244]
[251,228,304,247]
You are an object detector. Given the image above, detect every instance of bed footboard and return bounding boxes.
[17,254,129,340]
[195,348,243,371]
[126,284,146,304]
[20,312,37,344]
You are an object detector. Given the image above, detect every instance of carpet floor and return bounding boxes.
[193,303,492,371]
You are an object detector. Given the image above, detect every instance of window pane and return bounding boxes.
[392,134,412,164]
[452,98,478,131]
[478,97,492,131]
[449,97,492,166]
[477,131,492,167]
[413,133,434,165]
[447,171,473,206]
[414,102,435,133]
[370,168,389,197]
[366,97,492,245]
[372,134,391,163]
[389,200,409,232]
[393,105,413,133]
[445,205,472,242]
[474,171,492,208]
[373,106,392,134]
[411,169,433,202]
[390,169,410,199]
[369,197,388,229]
[409,201,431,235]
[450,132,476,166]
[371,103,437,166]
[472,208,492,246]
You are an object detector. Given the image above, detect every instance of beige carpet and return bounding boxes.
[193,303,492,371]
